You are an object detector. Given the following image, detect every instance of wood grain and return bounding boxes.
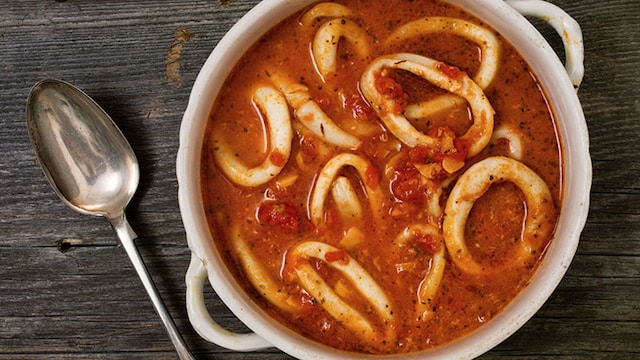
[1,0,638,359]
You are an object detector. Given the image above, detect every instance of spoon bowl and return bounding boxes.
[26,79,194,360]
[27,79,138,218]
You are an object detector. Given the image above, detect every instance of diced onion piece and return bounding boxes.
[443,156,555,275]
[340,226,364,248]
[415,163,441,180]
[442,157,465,173]
[334,278,352,299]
[275,172,299,188]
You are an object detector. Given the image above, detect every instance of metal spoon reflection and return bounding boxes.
[26,79,195,360]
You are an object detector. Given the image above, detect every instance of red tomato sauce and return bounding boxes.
[201,0,561,354]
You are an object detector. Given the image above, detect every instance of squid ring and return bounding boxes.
[386,17,500,89]
[213,86,292,187]
[331,176,363,222]
[230,225,300,313]
[312,18,371,79]
[394,224,445,321]
[300,2,353,27]
[385,17,500,122]
[269,72,361,149]
[360,53,495,157]
[287,241,394,338]
[403,94,466,120]
[443,156,556,275]
[309,153,383,226]
[491,124,524,160]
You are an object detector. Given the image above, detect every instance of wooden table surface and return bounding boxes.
[2,0,638,359]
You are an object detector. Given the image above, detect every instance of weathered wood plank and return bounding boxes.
[1,0,639,359]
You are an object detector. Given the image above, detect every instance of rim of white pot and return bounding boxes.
[177,0,591,358]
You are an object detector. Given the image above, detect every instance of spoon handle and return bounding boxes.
[110,213,196,360]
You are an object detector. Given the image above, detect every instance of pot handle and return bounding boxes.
[506,0,584,88]
[185,254,273,351]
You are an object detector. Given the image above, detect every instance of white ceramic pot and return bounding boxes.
[177,0,591,358]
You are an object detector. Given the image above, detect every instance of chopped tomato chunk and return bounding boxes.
[257,202,300,233]
[269,150,287,167]
[429,127,469,173]
[374,74,409,113]
[344,93,376,121]
[452,138,469,161]
[438,63,463,79]
[390,165,425,205]
[414,232,442,254]
[299,135,319,158]
[364,165,381,189]
[325,250,350,264]
[298,290,318,315]
[408,145,433,164]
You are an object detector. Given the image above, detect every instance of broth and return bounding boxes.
[201,0,561,354]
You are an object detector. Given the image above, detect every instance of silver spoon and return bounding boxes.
[26,79,195,360]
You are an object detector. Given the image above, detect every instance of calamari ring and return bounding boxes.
[310,153,383,226]
[213,86,292,187]
[386,17,500,89]
[360,53,495,157]
[394,224,445,321]
[312,18,371,79]
[403,94,466,120]
[386,17,500,121]
[269,72,361,149]
[443,156,555,275]
[300,2,353,27]
[426,174,456,222]
[287,241,394,338]
[331,176,363,222]
[229,225,299,313]
[491,124,524,160]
